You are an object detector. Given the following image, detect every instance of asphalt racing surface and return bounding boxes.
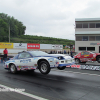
[0,63,100,100]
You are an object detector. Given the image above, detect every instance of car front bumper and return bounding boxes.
[58,62,75,67]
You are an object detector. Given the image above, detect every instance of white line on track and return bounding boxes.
[0,84,48,100]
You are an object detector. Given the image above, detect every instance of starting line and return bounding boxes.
[66,64,100,71]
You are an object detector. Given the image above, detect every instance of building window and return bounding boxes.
[76,24,82,28]
[82,36,88,41]
[89,36,95,41]
[96,23,100,28]
[96,36,100,41]
[76,36,82,41]
[87,47,95,51]
[79,47,86,51]
[89,23,95,28]
[83,23,88,28]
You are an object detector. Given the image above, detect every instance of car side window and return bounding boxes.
[81,52,89,55]
[25,53,32,58]
[13,55,18,59]
[85,52,90,55]
[18,53,32,59]
[81,52,84,55]
[84,52,87,55]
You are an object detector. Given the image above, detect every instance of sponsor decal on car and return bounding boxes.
[34,64,37,66]
[20,59,31,63]
[17,66,21,71]
[54,62,59,67]
[6,60,15,63]
[93,54,96,57]
[48,58,54,61]
[48,58,54,64]
[34,58,38,60]
[6,65,9,68]
[84,55,89,57]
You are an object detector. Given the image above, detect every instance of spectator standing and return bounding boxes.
[70,51,73,58]
[64,50,66,54]
[3,48,8,62]
[68,51,69,55]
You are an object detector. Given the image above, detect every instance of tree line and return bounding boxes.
[0,13,26,40]
[0,13,74,45]
[17,35,74,45]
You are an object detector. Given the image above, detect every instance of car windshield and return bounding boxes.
[29,51,48,56]
[89,51,94,54]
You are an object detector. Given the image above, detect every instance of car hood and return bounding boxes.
[95,53,100,55]
[50,54,72,58]
[36,54,72,59]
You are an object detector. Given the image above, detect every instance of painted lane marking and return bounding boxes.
[0,84,48,100]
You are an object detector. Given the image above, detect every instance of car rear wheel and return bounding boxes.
[10,64,17,74]
[39,61,51,74]
[57,66,66,70]
[75,58,80,64]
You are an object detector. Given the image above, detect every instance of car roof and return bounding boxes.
[18,50,44,54]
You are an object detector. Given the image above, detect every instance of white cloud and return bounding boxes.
[0,0,99,40]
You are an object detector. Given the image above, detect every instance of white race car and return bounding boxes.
[4,51,75,74]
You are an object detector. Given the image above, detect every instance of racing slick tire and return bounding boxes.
[97,56,100,63]
[75,58,80,64]
[39,61,51,75]
[10,64,17,74]
[57,66,66,70]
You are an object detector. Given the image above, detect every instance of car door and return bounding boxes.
[80,51,89,62]
[17,52,33,68]
[81,51,90,62]
[85,52,92,61]
[80,52,85,62]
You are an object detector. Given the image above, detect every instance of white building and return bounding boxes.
[75,18,100,53]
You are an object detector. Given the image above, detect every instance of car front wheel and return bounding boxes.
[10,64,17,74]
[75,58,80,64]
[57,66,66,70]
[39,61,51,74]
[97,56,100,63]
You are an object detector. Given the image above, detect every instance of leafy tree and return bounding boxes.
[0,13,26,42]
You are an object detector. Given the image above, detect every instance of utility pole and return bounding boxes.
[9,25,10,43]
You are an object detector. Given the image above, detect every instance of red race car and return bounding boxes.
[74,51,100,63]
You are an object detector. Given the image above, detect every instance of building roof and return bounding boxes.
[75,31,100,34]
[75,18,100,22]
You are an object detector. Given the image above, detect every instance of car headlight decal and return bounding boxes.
[57,56,64,60]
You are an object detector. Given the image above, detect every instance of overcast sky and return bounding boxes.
[0,0,100,40]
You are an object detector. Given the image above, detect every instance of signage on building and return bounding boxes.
[0,43,13,49]
[14,43,27,49]
[90,43,100,45]
[27,43,40,49]
[40,44,52,49]
[52,45,63,49]
[63,45,70,49]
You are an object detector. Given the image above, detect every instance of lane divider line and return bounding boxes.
[0,84,48,100]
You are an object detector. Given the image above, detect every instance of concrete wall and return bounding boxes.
[75,41,100,53]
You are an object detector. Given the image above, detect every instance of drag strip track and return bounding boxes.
[0,63,100,100]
